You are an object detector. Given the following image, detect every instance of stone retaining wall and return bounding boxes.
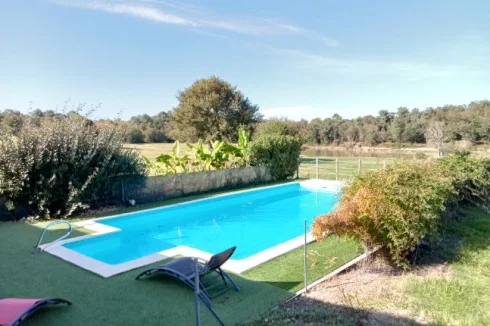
[113,166,273,205]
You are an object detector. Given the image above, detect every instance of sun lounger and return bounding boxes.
[0,298,71,326]
[135,246,240,304]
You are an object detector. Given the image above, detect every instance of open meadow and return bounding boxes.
[125,143,400,179]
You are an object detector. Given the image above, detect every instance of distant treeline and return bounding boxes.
[2,99,489,146]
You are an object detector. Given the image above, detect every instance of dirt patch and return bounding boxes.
[278,256,451,325]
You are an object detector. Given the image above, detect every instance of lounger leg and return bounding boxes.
[215,269,228,287]
[200,296,224,326]
[220,269,240,292]
[197,282,213,306]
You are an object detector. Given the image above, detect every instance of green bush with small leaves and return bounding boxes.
[0,114,147,220]
[313,161,453,268]
[437,151,490,211]
[248,135,302,180]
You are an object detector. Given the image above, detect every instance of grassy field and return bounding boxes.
[0,186,361,325]
[298,157,396,180]
[126,142,400,180]
[124,143,180,160]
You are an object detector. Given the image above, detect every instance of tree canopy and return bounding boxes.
[166,76,262,142]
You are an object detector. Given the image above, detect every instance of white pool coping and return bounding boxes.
[43,179,343,278]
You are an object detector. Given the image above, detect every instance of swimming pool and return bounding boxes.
[46,181,341,277]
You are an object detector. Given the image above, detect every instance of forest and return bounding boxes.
[1,76,489,147]
[2,99,489,147]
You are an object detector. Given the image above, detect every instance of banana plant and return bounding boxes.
[187,140,212,171]
[143,156,166,175]
[155,141,190,174]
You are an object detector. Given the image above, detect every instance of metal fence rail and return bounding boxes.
[298,157,394,180]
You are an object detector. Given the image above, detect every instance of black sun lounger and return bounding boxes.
[135,246,240,304]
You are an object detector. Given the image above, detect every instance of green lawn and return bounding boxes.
[0,192,361,325]
[405,207,490,325]
[244,237,362,292]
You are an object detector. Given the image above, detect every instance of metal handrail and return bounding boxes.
[33,220,73,254]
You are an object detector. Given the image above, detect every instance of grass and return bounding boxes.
[244,237,362,292]
[0,223,289,326]
[124,143,184,160]
[0,184,362,325]
[405,207,490,325]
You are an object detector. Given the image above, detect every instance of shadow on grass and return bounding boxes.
[240,296,429,326]
[412,206,490,267]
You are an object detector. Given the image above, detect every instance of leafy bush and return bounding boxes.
[0,114,147,220]
[248,135,302,180]
[312,161,453,268]
[437,151,490,210]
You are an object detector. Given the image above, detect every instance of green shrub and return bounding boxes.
[437,151,490,210]
[248,135,302,180]
[312,161,453,268]
[0,114,147,220]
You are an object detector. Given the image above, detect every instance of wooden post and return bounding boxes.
[358,158,362,175]
[304,219,308,294]
[315,158,319,179]
[383,159,387,169]
[335,158,339,181]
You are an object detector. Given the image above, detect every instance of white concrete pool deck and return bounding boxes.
[42,179,343,278]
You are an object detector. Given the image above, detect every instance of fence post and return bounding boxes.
[297,157,300,179]
[358,158,362,175]
[335,158,339,181]
[383,159,387,169]
[315,158,319,179]
[195,260,201,326]
[121,179,125,203]
[304,219,308,294]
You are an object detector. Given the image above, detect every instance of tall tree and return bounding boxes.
[425,121,445,155]
[167,76,262,142]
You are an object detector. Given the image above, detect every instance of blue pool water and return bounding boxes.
[64,183,339,264]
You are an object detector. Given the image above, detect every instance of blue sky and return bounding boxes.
[1,0,489,120]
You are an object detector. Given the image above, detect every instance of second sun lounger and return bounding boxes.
[135,246,240,304]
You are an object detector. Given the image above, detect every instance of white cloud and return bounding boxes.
[83,2,196,26]
[51,0,338,45]
[267,46,463,80]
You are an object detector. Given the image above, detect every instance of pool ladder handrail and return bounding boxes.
[33,220,73,254]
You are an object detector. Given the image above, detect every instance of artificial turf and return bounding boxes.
[0,218,361,325]
[244,236,362,292]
